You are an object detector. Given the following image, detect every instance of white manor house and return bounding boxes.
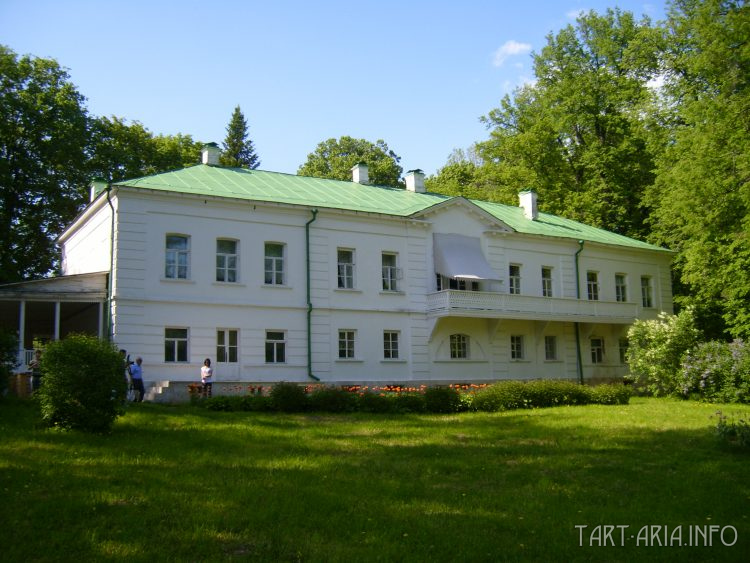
[1,145,672,391]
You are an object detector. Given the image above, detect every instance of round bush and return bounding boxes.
[358,392,394,413]
[423,386,462,413]
[308,386,358,413]
[37,334,127,433]
[269,382,309,412]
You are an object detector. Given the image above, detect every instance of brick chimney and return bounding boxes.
[405,169,425,193]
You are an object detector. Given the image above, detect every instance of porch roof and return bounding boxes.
[0,272,108,301]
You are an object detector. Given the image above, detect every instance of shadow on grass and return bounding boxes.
[1,398,748,562]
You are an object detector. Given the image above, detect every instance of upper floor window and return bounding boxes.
[509,264,521,295]
[449,334,469,359]
[165,328,188,362]
[337,249,355,289]
[265,331,286,363]
[165,235,190,279]
[511,335,524,360]
[544,335,557,361]
[382,252,400,292]
[339,330,356,359]
[265,243,285,285]
[217,329,238,363]
[615,274,627,302]
[587,271,599,301]
[216,239,238,283]
[436,274,479,291]
[641,276,653,308]
[383,331,400,360]
[590,337,605,364]
[542,267,553,297]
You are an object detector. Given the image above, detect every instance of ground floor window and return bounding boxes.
[217,329,238,363]
[383,331,399,359]
[544,335,557,361]
[619,338,629,365]
[165,328,188,362]
[265,331,286,363]
[339,330,356,359]
[590,337,605,364]
[511,335,524,360]
[450,334,469,359]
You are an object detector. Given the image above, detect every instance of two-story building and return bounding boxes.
[1,144,672,388]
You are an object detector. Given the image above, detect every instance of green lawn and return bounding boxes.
[1,397,748,562]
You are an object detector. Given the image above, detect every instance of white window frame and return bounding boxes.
[590,337,605,364]
[165,234,190,280]
[542,267,553,297]
[615,274,627,302]
[586,271,599,301]
[264,242,285,285]
[217,329,239,363]
[382,252,400,292]
[544,335,557,361]
[449,334,469,359]
[511,335,524,360]
[165,328,189,363]
[338,330,356,359]
[641,276,653,308]
[216,239,239,283]
[509,264,521,295]
[337,248,355,289]
[383,330,400,360]
[265,331,286,364]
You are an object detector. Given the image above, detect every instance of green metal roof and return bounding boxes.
[114,164,669,253]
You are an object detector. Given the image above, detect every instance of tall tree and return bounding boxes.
[220,105,260,169]
[646,0,750,338]
[0,45,90,283]
[478,9,662,239]
[298,136,403,188]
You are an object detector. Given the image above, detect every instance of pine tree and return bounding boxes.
[220,105,260,169]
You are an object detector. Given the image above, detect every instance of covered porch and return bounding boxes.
[0,272,108,373]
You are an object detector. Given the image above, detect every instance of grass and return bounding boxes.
[1,397,749,562]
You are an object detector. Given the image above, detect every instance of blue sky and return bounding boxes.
[1,0,666,177]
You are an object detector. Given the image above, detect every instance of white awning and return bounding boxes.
[433,233,500,280]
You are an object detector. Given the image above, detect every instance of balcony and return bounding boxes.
[426,290,641,324]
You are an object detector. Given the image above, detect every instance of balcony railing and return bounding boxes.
[426,290,642,323]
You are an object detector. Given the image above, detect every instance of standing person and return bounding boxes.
[129,357,145,402]
[28,349,43,394]
[201,358,213,398]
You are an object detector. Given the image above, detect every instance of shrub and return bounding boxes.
[626,308,700,396]
[589,383,631,405]
[0,328,18,398]
[473,381,528,411]
[392,392,425,413]
[37,334,127,433]
[269,382,308,412]
[309,386,358,413]
[714,411,750,449]
[524,380,590,407]
[423,386,462,413]
[357,392,394,414]
[681,340,750,403]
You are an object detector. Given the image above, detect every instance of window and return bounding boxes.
[511,335,524,360]
[587,271,599,301]
[165,328,188,362]
[436,275,479,291]
[449,334,469,359]
[217,329,238,363]
[264,243,285,285]
[165,235,190,279]
[338,330,356,359]
[542,267,553,297]
[382,252,400,291]
[383,331,400,359]
[216,239,238,283]
[641,276,653,308]
[615,274,627,302]
[544,335,557,361]
[509,264,521,295]
[619,338,629,365]
[265,331,286,363]
[337,249,355,289]
[590,338,604,364]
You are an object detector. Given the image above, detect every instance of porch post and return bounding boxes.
[54,301,61,341]
[18,300,26,367]
[98,301,104,339]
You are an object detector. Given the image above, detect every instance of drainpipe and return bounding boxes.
[305,209,320,381]
[105,186,115,342]
[574,240,584,384]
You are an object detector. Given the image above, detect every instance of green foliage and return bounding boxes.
[37,334,127,433]
[472,380,630,411]
[269,382,309,412]
[0,328,18,397]
[392,392,425,413]
[357,391,394,413]
[423,386,463,413]
[0,45,90,282]
[298,136,403,188]
[473,381,528,411]
[589,383,631,405]
[626,308,700,396]
[714,411,750,449]
[202,395,271,412]
[220,105,260,169]
[308,386,358,413]
[681,340,750,403]
[523,380,593,407]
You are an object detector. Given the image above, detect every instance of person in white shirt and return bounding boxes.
[200,358,213,398]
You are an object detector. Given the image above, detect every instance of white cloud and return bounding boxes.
[493,40,532,67]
